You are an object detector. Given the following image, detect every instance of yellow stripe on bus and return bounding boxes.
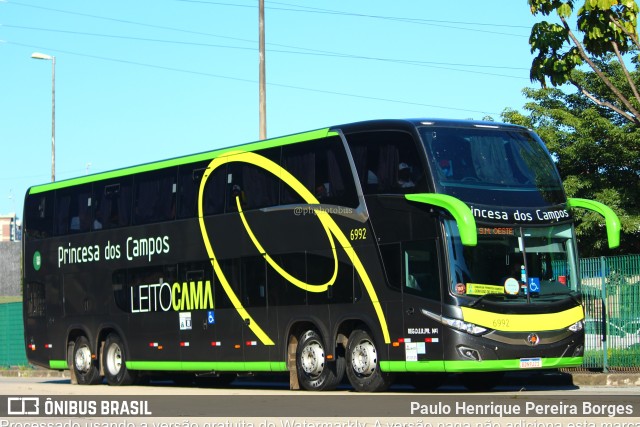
[460,305,584,332]
[198,150,391,346]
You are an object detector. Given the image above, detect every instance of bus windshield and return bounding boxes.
[418,125,565,206]
[444,220,579,300]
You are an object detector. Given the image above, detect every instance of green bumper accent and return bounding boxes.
[380,361,446,372]
[380,357,582,373]
[405,193,477,246]
[567,198,621,249]
[125,361,287,372]
[444,357,583,372]
[49,360,68,370]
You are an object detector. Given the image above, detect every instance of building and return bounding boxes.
[0,214,20,242]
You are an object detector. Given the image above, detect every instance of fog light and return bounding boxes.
[457,345,481,361]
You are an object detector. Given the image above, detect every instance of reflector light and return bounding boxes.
[180,342,190,347]
[210,341,222,347]
[44,344,53,349]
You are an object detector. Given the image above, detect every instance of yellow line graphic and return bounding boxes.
[197,150,391,345]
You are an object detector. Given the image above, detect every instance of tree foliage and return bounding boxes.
[514,0,640,256]
[528,0,640,125]
[502,83,640,256]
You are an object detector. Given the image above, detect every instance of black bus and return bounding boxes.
[22,119,620,391]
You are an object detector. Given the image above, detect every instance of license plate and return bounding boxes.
[519,357,542,369]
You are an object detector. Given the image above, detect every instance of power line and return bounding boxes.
[4,25,529,78]
[8,41,501,116]
[175,0,530,38]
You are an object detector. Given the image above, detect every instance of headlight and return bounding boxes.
[568,320,584,332]
[441,316,487,335]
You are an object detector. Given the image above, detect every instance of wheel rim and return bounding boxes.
[106,342,123,376]
[300,339,325,378]
[74,345,92,373]
[350,339,377,377]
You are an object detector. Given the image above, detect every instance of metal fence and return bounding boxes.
[0,302,28,367]
[579,254,640,371]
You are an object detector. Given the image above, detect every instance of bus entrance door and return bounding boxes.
[401,241,445,371]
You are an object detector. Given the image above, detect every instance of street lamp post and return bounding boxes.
[31,52,56,182]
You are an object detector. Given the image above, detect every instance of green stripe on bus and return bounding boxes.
[125,361,287,372]
[49,360,68,370]
[29,128,337,194]
[380,357,582,373]
[380,361,446,372]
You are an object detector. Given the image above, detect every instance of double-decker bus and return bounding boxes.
[22,119,620,392]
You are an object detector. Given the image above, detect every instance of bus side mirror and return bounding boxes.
[567,198,621,249]
[405,193,477,246]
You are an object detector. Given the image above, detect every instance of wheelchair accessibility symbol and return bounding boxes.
[207,310,215,324]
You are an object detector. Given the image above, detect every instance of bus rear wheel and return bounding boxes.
[103,333,137,386]
[296,330,344,391]
[345,329,393,392]
[72,336,101,385]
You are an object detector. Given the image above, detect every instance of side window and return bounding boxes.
[281,137,358,207]
[24,193,54,239]
[307,251,356,304]
[25,282,46,317]
[133,169,177,224]
[226,148,281,212]
[94,178,132,230]
[242,256,267,307]
[346,130,427,194]
[55,185,92,235]
[379,243,402,290]
[403,240,441,301]
[267,253,307,306]
[178,160,227,218]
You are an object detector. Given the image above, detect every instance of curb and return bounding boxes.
[1,369,639,387]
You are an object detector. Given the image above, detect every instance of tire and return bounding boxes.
[459,372,504,392]
[103,333,137,386]
[72,336,101,385]
[345,329,393,392]
[296,330,345,391]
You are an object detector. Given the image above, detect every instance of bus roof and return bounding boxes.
[27,118,530,195]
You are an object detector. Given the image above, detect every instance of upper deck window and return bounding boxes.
[419,126,565,206]
[345,130,428,195]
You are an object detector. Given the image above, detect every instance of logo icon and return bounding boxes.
[8,397,40,415]
[33,251,42,271]
[526,333,540,346]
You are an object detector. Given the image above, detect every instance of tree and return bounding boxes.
[506,1,640,256]
[502,84,640,256]
[528,0,640,126]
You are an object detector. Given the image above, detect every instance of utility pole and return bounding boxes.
[259,0,267,140]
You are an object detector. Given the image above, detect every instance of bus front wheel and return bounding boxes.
[296,330,344,391]
[72,336,101,385]
[345,329,393,392]
[103,333,137,386]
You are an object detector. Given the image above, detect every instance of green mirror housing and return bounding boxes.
[405,193,477,246]
[567,198,621,249]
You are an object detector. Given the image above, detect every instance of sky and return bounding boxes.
[0,1,553,218]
